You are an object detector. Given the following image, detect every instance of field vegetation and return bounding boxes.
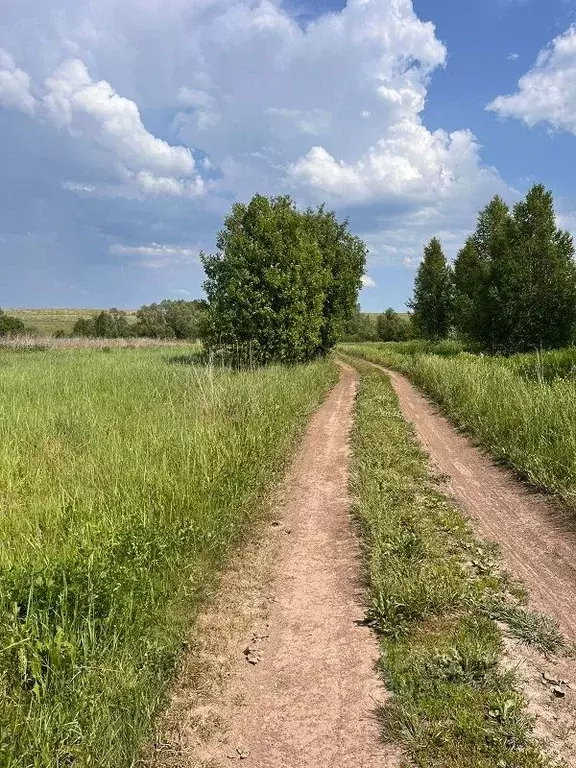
[4,309,135,336]
[342,342,576,508]
[0,345,336,766]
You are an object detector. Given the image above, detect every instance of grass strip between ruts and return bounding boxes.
[347,357,561,768]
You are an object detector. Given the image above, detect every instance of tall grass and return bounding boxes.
[0,346,336,766]
[341,343,576,507]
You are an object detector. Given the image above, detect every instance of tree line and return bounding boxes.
[411,184,576,353]
[72,299,207,340]
[341,305,412,342]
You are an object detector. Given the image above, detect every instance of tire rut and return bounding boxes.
[221,362,398,767]
[363,359,576,640]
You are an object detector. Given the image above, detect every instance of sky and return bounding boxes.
[2,0,576,311]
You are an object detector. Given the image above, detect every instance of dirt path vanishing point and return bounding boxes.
[154,362,400,768]
[362,359,576,640]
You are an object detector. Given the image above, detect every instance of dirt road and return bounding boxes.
[364,360,576,639]
[218,362,397,767]
[155,363,399,767]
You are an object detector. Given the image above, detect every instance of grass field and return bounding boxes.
[5,309,137,335]
[341,342,576,507]
[0,346,336,767]
[347,358,559,767]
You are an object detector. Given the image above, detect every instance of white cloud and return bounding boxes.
[110,242,200,268]
[0,51,205,198]
[0,0,514,294]
[111,242,199,257]
[289,121,501,204]
[0,49,37,114]
[266,107,332,136]
[488,26,576,134]
[42,59,204,196]
[61,180,97,193]
[507,52,520,61]
[361,274,376,288]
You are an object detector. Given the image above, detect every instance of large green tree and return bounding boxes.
[409,238,453,341]
[505,185,576,351]
[201,194,366,363]
[376,308,411,341]
[452,196,514,351]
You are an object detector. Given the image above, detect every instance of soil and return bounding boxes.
[150,363,400,768]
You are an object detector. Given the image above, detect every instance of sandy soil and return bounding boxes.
[364,362,576,640]
[150,363,399,768]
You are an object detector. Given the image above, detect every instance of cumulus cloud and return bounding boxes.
[289,122,500,204]
[42,59,203,196]
[0,48,37,114]
[488,26,576,134]
[361,274,376,288]
[0,0,515,302]
[0,52,205,198]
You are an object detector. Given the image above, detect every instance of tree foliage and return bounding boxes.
[0,308,25,336]
[134,300,207,339]
[341,304,377,342]
[376,308,412,341]
[73,309,132,339]
[409,238,453,341]
[71,301,207,340]
[201,194,366,363]
[506,185,576,351]
[451,185,576,353]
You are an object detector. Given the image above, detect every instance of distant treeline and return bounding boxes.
[410,184,576,353]
[341,306,413,343]
[71,299,207,340]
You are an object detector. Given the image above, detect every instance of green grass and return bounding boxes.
[0,346,337,766]
[342,342,576,508]
[347,359,558,767]
[5,309,137,335]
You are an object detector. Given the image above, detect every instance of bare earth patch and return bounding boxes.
[503,637,576,766]
[148,363,400,768]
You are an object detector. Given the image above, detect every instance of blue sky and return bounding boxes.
[2,0,576,311]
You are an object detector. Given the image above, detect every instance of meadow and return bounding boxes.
[0,345,336,767]
[341,342,576,507]
[5,309,138,336]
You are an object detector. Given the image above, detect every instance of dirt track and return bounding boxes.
[365,360,576,640]
[218,362,397,767]
[155,363,399,767]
